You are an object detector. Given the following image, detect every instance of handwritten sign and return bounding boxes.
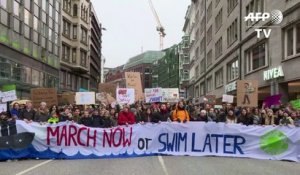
[237,80,258,107]
[222,94,234,103]
[75,92,96,105]
[31,88,58,108]
[98,83,117,98]
[162,88,179,103]
[0,103,7,113]
[116,88,135,104]
[125,72,144,101]
[145,88,163,103]
[1,90,17,102]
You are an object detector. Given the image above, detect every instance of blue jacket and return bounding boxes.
[10,109,20,119]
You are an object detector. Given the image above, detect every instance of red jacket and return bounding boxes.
[118,111,136,125]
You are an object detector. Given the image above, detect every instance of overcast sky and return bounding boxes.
[91,0,190,68]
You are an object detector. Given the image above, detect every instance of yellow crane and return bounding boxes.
[148,0,166,50]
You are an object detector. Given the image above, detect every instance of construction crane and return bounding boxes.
[148,0,166,50]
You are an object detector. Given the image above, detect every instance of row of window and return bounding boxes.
[62,19,88,44]
[59,70,88,91]
[62,0,89,22]
[0,24,59,68]
[0,57,58,88]
[61,43,87,67]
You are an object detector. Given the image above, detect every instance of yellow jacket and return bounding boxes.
[172,108,190,122]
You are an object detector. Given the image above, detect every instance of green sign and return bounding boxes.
[260,130,289,155]
[2,84,16,92]
[290,99,300,110]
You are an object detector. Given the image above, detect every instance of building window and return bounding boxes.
[207,25,212,45]
[67,73,71,88]
[200,59,205,74]
[81,26,87,44]
[60,71,66,88]
[246,43,267,72]
[245,0,264,27]
[42,0,47,11]
[200,17,205,35]
[195,65,199,78]
[33,16,38,31]
[215,68,223,88]
[73,4,78,17]
[200,37,205,55]
[227,18,238,47]
[228,0,238,15]
[80,50,87,67]
[13,17,21,33]
[207,50,212,67]
[227,58,239,82]
[207,2,212,21]
[63,19,71,38]
[72,48,76,63]
[73,25,77,39]
[24,9,31,25]
[215,8,222,33]
[206,76,213,93]
[0,0,7,9]
[32,69,40,86]
[63,0,71,13]
[62,44,71,62]
[22,66,31,84]
[0,62,10,79]
[215,37,222,59]
[284,23,300,58]
[200,82,205,96]
[13,0,20,17]
[0,8,9,26]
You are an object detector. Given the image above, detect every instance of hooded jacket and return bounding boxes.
[118,111,136,125]
[172,107,190,122]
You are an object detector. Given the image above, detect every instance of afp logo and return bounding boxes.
[244,10,283,39]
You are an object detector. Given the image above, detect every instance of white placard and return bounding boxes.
[0,103,7,113]
[1,90,17,102]
[75,92,95,105]
[116,88,135,104]
[222,94,234,103]
[145,88,163,103]
[162,88,179,103]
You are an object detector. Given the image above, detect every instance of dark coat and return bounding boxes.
[237,114,254,125]
[79,117,93,127]
[20,109,36,121]
[92,115,104,128]
[152,111,170,123]
[34,109,50,122]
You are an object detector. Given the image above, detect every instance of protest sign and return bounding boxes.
[145,88,163,103]
[162,88,179,103]
[222,94,234,103]
[125,72,144,101]
[237,80,258,107]
[290,99,300,110]
[96,92,116,105]
[1,90,17,102]
[58,92,75,106]
[205,95,216,105]
[98,83,117,98]
[116,88,135,104]
[75,92,95,105]
[0,103,7,113]
[1,121,300,162]
[263,94,282,108]
[31,88,58,108]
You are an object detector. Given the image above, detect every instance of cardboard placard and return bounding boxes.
[205,95,216,105]
[58,92,75,106]
[96,92,116,105]
[237,80,258,107]
[98,83,117,98]
[125,72,144,101]
[31,88,58,108]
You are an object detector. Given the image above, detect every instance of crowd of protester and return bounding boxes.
[1,100,300,135]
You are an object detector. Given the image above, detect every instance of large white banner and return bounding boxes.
[1,121,300,161]
[75,92,95,105]
[145,88,163,103]
[116,88,135,104]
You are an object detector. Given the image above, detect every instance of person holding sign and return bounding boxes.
[172,101,190,123]
[118,105,136,126]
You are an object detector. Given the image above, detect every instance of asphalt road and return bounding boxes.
[0,156,299,175]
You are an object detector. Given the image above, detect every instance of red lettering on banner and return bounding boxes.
[123,127,132,147]
[68,125,78,146]
[59,125,67,146]
[77,127,87,146]
[103,129,113,147]
[113,128,123,147]
[47,126,60,145]
[103,127,133,148]
[87,128,97,147]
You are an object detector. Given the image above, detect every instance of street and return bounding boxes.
[1,156,299,175]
